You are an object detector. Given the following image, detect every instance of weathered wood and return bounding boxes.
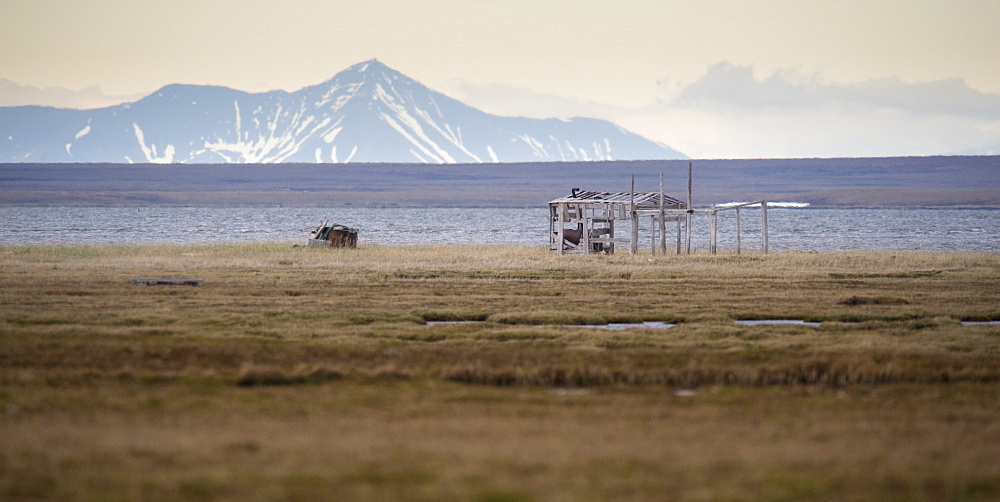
[685,213,692,254]
[549,206,557,251]
[710,210,718,255]
[676,217,682,254]
[588,237,634,244]
[630,175,638,255]
[687,161,693,211]
[307,222,358,248]
[557,204,565,254]
[659,172,667,255]
[548,173,773,256]
[687,161,693,254]
[736,206,742,254]
[608,212,616,254]
[762,201,769,254]
[327,228,358,248]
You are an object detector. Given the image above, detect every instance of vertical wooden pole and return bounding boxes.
[687,161,693,211]
[650,216,656,255]
[710,210,718,255]
[658,172,666,255]
[736,206,742,255]
[609,214,615,254]
[556,203,565,255]
[685,161,693,254]
[685,214,692,254]
[549,204,557,251]
[761,201,769,254]
[632,210,640,255]
[676,218,682,254]
[629,175,637,254]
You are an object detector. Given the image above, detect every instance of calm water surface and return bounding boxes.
[1,206,997,252]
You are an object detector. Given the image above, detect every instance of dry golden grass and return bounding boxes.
[2,244,1000,501]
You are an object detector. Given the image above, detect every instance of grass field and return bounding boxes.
[2,244,999,501]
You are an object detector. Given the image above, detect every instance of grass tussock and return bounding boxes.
[418,310,490,322]
[437,352,1000,388]
[840,295,911,306]
[236,363,420,386]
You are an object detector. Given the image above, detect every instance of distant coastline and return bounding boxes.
[1,155,998,208]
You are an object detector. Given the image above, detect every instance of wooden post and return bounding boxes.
[658,172,666,255]
[630,175,638,254]
[761,201,769,254]
[609,213,615,254]
[550,205,556,252]
[685,161,693,254]
[650,216,657,255]
[632,209,640,255]
[736,206,742,255]
[557,203,566,255]
[676,217,682,254]
[710,210,718,255]
[687,161,693,212]
[685,213,692,254]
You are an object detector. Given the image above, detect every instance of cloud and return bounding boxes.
[0,79,143,109]
[650,63,1000,157]
[674,63,1000,120]
[835,78,1000,120]
[448,63,1000,158]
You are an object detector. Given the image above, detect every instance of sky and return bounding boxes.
[1,0,999,159]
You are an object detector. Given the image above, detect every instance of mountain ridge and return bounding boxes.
[0,59,686,164]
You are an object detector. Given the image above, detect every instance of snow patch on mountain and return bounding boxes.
[133,123,175,163]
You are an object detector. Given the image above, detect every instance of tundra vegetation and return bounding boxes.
[2,244,999,501]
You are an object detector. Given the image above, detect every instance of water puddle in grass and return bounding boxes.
[429,320,996,328]
[425,321,676,330]
[735,320,821,327]
[567,322,676,331]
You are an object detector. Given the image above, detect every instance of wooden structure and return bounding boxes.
[307,221,358,248]
[550,166,770,255]
[549,187,685,254]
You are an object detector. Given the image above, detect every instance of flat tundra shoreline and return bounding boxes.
[2,244,999,501]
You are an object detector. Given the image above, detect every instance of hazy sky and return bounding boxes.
[2,0,999,158]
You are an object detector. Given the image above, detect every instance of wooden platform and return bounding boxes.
[130,277,202,286]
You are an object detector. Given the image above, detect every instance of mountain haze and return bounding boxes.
[0,60,685,164]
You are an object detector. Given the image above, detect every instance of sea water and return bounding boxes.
[1,206,998,252]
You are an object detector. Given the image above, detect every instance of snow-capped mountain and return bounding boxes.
[0,60,685,163]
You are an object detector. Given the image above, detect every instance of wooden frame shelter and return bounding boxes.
[550,170,770,255]
[549,186,685,255]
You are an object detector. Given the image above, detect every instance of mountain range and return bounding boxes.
[0,60,685,164]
